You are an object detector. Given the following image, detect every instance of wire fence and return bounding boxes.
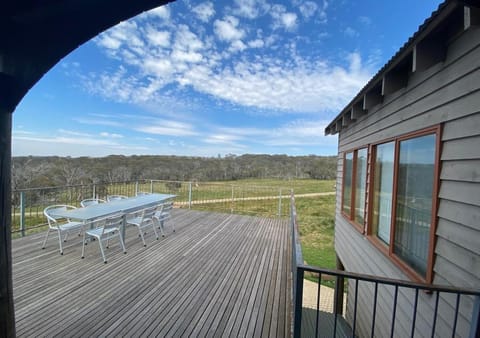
[11,179,291,236]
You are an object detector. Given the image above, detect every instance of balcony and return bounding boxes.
[13,208,291,336]
[10,180,480,337]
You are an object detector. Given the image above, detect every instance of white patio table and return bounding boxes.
[50,193,176,239]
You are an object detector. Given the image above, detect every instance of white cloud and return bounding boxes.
[344,27,359,38]
[58,129,93,137]
[232,0,270,19]
[146,6,171,21]
[299,1,318,19]
[214,16,245,42]
[88,6,372,117]
[270,5,298,31]
[358,16,372,25]
[100,132,123,138]
[146,29,171,47]
[135,119,198,136]
[192,2,215,22]
[248,39,264,48]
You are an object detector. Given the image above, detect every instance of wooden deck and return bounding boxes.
[12,209,291,337]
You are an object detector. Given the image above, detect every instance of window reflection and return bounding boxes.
[394,134,435,277]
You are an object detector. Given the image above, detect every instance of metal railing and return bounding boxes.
[290,194,480,338]
[11,179,291,236]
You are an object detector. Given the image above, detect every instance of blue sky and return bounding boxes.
[12,0,443,157]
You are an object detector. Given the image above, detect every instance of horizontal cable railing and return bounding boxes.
[290,194,480,338]
[11,179,292,236]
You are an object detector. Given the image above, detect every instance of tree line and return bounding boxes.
[12,154,337,189]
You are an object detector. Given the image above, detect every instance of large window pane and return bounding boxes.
[372,142,395,244]
[394,134,436,277]
[354,148,368,225]
[342,152,353,215]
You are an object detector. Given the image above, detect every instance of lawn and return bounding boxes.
[295,194,336,269]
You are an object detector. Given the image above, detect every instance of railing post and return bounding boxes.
[278,188,282,217]
[231,185,234,214]
[188,182,192,209]
[334,256,345,315]
[470,295,480,338]
[294,268,304,338]
[20,191,26,237]
[93,184,96,199]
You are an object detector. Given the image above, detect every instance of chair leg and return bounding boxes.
[97,238,107,263]
[42,228,51,249]
[119,232,127,254]
[57,229,64,255]
[63,231,69,242]
[137,226,146,247]
[157,219,165,237]
[151,220,159,240]
[81,232,87,259]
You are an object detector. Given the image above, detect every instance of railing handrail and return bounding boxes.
[13,179,295,193]
[12,179,151,192]
[299,264,480,296]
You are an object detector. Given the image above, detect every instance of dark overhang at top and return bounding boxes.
[324,0,480,136]
[0,0,173,112]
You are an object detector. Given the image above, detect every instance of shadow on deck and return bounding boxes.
[12,209,291,337]
[301,309,353,338]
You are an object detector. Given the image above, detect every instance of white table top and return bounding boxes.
[51,193,176,221]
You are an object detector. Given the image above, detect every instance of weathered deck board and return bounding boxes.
[12,209,291,337]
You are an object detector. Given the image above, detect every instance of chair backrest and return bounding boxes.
[136,191,151,196]
[107,195,128,202]
[162,201,174,213]
[80,198,106,207]
[44,205,76,228]
[102,213,124,234]
[141,206,157,223]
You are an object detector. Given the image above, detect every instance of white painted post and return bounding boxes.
[278,188,282,217]
[20,191,25,237]
[188,182,192,209]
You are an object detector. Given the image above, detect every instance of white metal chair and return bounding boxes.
[126,206,158,246]
[80,198,106,207]
[43,205,84,255]
[107,195,128,202]
[153,200,174,236]
[81,213,126,263]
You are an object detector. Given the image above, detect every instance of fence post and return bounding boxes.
[188,182,192,209]
[20,191,25,237]
[231,185,234,214]
[278,188,282,217]
[150,180,154,193]
[135,181,139,195]
[93,184,96,199]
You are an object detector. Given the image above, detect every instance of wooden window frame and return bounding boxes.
[366,125,441,284]
[341,147,368,234]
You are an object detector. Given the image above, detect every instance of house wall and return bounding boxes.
[334,26,480,337]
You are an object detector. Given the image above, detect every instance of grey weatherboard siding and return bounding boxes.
[331,3,480,337]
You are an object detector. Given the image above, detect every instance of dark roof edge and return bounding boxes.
[324,0,471,136]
